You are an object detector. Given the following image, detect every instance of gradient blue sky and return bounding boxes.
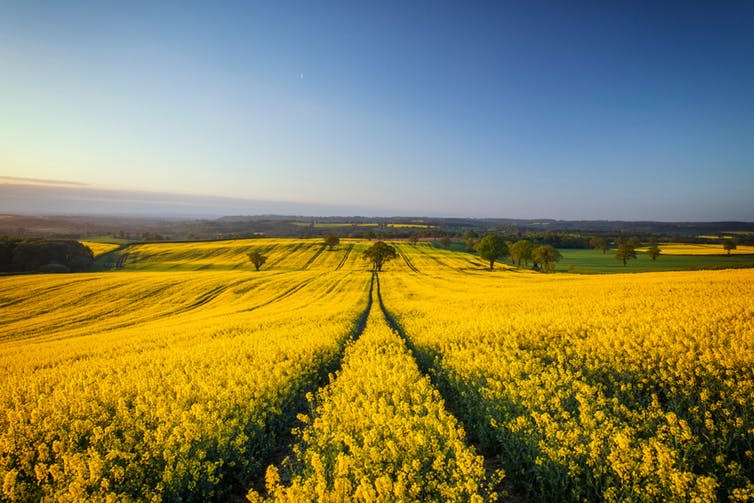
[1,1,753,219]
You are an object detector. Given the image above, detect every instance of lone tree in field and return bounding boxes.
[589,236,609,254]
[509,239,534,266]
[477,234,508,270]
[532,244,562,273]
[324,234,340,250]
[615,241,637,266]
[248,250,268,271]
[407,234,418,246]
[646,237,661,261]
[723,238,737,255]
[363,241,397,271]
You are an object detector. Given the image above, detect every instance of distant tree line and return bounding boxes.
[471,234,562,272]
[0,238,94,273]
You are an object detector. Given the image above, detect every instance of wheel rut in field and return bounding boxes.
[302,244,327,270]
[240,275,322,313]
[240,273,375,497]
[334,243,353,270]
[247,273,502,500]
[373,273,505,494]
[399,250,421,273]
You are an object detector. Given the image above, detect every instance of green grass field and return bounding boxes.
[555,248,754,273]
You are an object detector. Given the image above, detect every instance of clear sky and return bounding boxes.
[1,1,753,220]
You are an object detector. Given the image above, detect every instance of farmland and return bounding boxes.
[556,248,754,273]
[1,239,753,501]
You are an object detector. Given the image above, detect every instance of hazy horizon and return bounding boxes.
[2,2,753,220]
[1,176,752,223]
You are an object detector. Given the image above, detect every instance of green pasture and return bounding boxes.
[555,248,754,273]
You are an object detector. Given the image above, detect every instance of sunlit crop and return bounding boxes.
[380,268,754,501]
[251,280,501,502]
[0,270,370,501]
[1,240,753,501]
[636,243,754,255]
[79,241,121,257]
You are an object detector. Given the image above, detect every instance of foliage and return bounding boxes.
[509,240,535,266]
[589,236,609,254]
[363,241,397,271]
[531,245,561,272]
[724,239,737,255]
[248,250,268,271]
[476,234,508,270]
[615,242,637,266]
[324,234,340,250]
[0,238,94,273]
[646,240,662,261]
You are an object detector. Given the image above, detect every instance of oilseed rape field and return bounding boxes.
[1,238,753,501]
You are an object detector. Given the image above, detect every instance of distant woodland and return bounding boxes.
[0,238,94,273]
[2,214,753,246]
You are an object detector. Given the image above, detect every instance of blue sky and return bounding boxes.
[1,1,753,219]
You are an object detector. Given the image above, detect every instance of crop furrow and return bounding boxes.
[302,244,327,270]
[334,243,353,270]
[249,273,501,501]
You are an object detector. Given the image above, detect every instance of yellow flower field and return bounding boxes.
[0,270,371,501]
[1,240,753,501]
[380,268,754,501]
[79,241,121,257]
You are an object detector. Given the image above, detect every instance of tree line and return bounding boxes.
[0,238,94,273]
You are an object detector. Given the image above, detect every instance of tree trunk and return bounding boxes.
[489,259,494,270]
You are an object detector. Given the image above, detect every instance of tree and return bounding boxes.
[439,236,452,248]
[627,236,641,248]
[532,244,562,272]
[248,250,267,271]
[407,234,418,246]
[615,242,637,266]
[509,240,534,266]
[324,234,340,250]
[2,239,94,273]
[476,234,508,270]
[723,238,737,255]
[589,236,609,254]
[363,241,397,271]
[463,231,478,252]
[646,237,661,261]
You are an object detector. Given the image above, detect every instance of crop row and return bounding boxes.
[0,272,371,501]
[250,284,500,501]
[380,269,754,501]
